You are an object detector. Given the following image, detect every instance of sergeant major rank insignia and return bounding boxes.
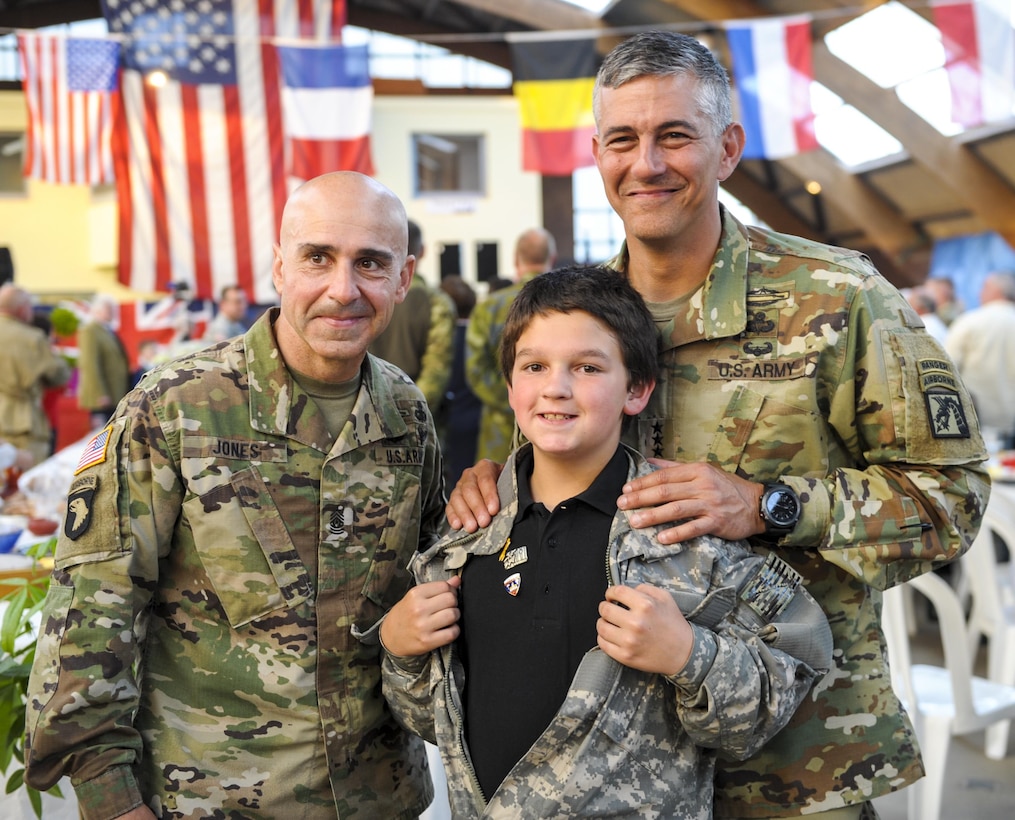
[917,358,970,439]
[65,474,98,540]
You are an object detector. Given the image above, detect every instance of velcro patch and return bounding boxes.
[917,358,970,439]
[925,392,970,438]
[181,437,288,462]
[65,474,98,540]
[375,446,425,466]
[74,425,112,475]
[707,355,814,381]
[741,552,802,621]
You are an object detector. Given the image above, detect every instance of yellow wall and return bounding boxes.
[0,91,133,301]
[0,89,542,302]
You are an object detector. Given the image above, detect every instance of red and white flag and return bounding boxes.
[102,0,347,303]
[726,18,818,160]
[933,0,1015,128]
[17,32,119,185]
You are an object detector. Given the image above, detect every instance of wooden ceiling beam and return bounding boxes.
[721,171,817,240]
[447,0,603,32]
[812,42,1015,248]
[779,150,925,257]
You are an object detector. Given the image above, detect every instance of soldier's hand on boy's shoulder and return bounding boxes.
[381,576,462,657]
[596,584,693,676]
[618,459,766,544]
[446,459,504,531]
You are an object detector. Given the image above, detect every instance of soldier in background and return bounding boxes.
[76,294,131,430]
[25,172,445,820]
[447,31,990,820]
[0,284,70,465]
[369,218,455,410]
[466,226,557,462]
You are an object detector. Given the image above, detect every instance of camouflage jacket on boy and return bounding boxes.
[382,444,832,819]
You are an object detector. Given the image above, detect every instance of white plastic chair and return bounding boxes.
[960,498,1015,757]
[881,572,1015,820]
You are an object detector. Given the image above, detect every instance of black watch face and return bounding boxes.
[764,490,800,527]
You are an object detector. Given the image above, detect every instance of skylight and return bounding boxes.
[558,0,615,15]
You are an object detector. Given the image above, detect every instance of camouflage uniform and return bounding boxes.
[25,309,445,820]
[465,275,539,463]
[370,274,455,409]
[610,207,991,817]
[382,444,833,819]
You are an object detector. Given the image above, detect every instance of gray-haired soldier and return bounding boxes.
[447,31,991,820]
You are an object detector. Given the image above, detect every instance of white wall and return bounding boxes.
[372,95,543,294]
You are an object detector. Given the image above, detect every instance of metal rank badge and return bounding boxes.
[504,572,521,597]
[502,546,528,570]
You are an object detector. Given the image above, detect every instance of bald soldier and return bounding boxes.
[25,172,445,819]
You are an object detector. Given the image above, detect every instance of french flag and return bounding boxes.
[278,42,375,179]
[726,18,819,160]
[933,0,1015,129]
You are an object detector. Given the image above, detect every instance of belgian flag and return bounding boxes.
[511,38,600,176]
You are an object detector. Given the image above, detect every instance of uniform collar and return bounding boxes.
[607,204,751,348]
[244,308,409,454]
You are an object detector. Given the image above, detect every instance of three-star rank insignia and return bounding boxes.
[65,474,98,540]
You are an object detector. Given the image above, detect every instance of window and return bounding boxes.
[0,134,25,194]
[413,133,484,196]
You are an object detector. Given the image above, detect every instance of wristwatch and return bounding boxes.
[759,482,802,538]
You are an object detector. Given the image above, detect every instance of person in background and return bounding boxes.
[24,172,446,820]
[0,284,70,466]
[369,218,456,410]
[924,275,964,326]
[130,339,162,388]
[382,266,832,817]
[447,30,990,820]
[945,271,1015,452]
[202,284,250,343]
[31,309,67,454]
[903,285,949,345]
[437,274,482,487]
[77,294,131,430]
[466,227,557,463]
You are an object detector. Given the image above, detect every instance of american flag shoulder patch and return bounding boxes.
[75,425,113,475]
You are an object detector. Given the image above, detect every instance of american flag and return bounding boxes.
[75,425,113,475]
[101,0,347,303]
[17,33,120,185]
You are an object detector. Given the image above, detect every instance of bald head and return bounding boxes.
[280,172,408,256]
[980,271,1015,304]
[0,284,32,323]
[514,228,557,277]
[271,171,415,382]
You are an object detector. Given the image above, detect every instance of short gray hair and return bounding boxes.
[593,30,733,138]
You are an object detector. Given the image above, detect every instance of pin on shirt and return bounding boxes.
[504,572,521,597]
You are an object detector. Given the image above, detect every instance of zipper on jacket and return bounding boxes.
[444,660,488,809]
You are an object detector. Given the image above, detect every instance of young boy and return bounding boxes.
[380,266,832,818]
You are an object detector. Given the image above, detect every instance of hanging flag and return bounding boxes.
[101,0,346,303]
[933,0,1015,128]
[279,43,374,178]
[726,18,819,160]
[511,39,599,176]
[16,33,119,185]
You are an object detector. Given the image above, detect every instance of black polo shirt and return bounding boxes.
[460,444,628,799]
